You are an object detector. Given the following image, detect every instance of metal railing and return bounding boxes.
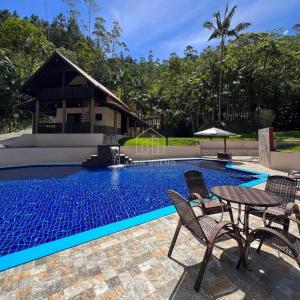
[38,122,90,133]
[36,86,93,100]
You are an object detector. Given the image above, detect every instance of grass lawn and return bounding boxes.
[119,131,300,146]
[276,145,300,153]
[274,131,300,141]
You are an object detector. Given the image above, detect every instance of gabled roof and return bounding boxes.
[21,50,131,111]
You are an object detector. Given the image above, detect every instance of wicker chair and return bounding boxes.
[289,170,300,191]
[167,190,244,292]
[237,203,300,269]
[249,175,297,231]
[184,170,226,220]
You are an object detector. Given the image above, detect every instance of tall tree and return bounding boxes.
[203,4,250,122]
[83,0,99,37]
[62,0,80,21]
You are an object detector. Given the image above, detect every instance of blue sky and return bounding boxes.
[1,0,300,59]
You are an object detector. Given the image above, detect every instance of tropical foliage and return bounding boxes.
[0,3,299,135]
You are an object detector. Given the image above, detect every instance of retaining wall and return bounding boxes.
[270,151,300,172]
[3,134,104,147]
[120,146,201,160]
[0,147,97,166]
[199,141,258,156]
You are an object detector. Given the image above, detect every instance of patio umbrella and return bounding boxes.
[194,127,236,153]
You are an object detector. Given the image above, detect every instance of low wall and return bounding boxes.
[0,147,97,166]
[270,151,300,172]
[4,133,104,147]
[120,146,201,160]
[199,141,258,156]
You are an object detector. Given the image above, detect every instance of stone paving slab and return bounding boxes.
[0,161,299,299]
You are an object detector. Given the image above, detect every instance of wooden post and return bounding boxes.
[126,116,130,136]
[32,112,36,134]
[224,137,227,153]
[90,97,95,133]
[35,99,40,134]
[62,98,66,133]
[62,70,66,133]
[113,110,117,135]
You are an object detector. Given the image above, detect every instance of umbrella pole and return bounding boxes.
[224,137,227,153]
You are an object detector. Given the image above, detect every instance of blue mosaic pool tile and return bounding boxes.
[0,160,255,257]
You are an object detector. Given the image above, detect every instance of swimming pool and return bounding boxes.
[0,159,266,270]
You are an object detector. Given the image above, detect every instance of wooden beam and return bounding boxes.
[35,99,40,134]
[90,97,95,133]
[114,109,117,135]
[62,99,66,133]
[32,112,36,134]
[62,70,66,133]
[126,116,130,136]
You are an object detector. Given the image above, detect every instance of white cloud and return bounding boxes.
[104,0,300,58]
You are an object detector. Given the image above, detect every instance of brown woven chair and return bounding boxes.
[237,203,300,269]
[289,170,300,191]
[184,170,226,220]
[167,190,244,292]
[249,175,297,231]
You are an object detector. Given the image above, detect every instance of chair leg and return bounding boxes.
[283,220,290,232]
[194,245,213,292]
[168,221,182,258]
[256,240,263,253]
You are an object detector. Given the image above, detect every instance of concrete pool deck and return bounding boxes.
[0,160,299,299]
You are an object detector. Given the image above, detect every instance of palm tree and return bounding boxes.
[204,5,250,122]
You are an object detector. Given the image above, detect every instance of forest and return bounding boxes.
[0,1,300,136]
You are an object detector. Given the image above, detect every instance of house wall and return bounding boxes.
[56,107,121,129]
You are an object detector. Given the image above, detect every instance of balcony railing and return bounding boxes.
[38,123,62,133]
[38,122,91,133]
[65,122,90,133]
[36,86,93,100]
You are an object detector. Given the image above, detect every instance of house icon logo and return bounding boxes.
[135,128,166,155]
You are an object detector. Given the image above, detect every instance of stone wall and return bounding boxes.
[258,128,273,168]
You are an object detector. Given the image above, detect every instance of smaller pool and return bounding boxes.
[0,159,267,271]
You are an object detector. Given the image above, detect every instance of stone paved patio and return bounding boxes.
[0,160,299,299]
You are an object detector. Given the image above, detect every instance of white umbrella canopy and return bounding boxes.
[194,127,236,137]
[194,127,237,154]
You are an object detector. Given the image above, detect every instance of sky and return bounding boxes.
[0,0,300,59]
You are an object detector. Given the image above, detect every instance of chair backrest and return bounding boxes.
[167,190,207,241]
[184,170,209,198]
[265,176,297,208]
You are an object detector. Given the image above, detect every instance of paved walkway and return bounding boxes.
[0,162,299,299]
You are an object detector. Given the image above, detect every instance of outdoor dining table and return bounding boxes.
[211,186,283,237]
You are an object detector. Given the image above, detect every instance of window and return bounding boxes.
[67,113,81,123]
[95,113,102,121]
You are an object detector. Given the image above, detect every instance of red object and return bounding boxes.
[269,127,274,151]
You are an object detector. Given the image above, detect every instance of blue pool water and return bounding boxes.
[0,160,257,258]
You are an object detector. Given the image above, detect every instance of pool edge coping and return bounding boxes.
[0,157,268,272]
